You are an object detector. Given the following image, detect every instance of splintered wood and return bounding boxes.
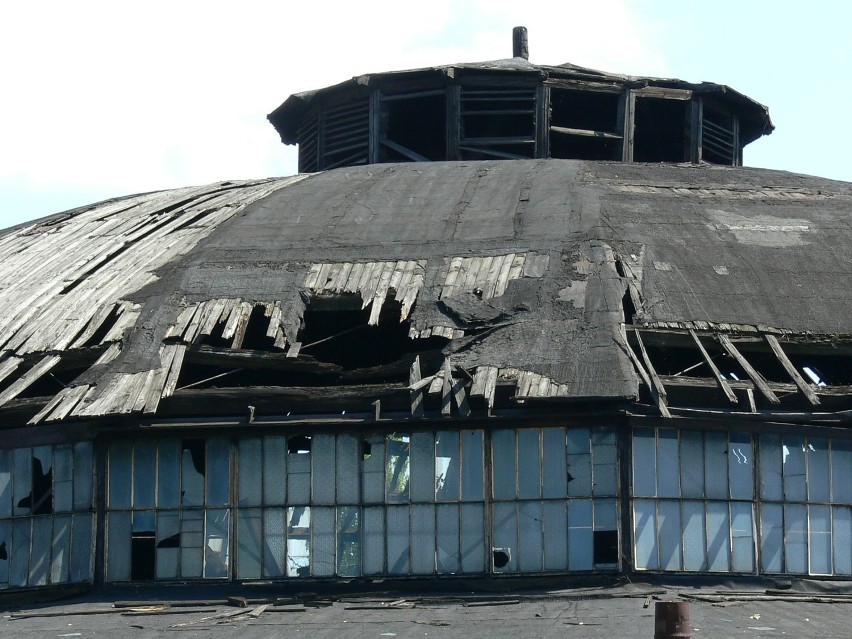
[304,259,426,324]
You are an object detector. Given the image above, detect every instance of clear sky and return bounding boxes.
[2,1,850,229]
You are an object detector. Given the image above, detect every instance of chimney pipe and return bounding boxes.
[512,26,529,60]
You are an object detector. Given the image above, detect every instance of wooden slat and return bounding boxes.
[764,334,820,406]
[483,366,498,409]
[0,355,61,408]
[230,302,255,349]
[452,378,471,417]
[0,355,24,386]
[622,326,670,418]
[689,329,738,404]
[409,355,424,418]
[718,334,780,405]
[221,301,246,340]
[441,359,452,416]
[29,384,90,424]
[161,344,187,399]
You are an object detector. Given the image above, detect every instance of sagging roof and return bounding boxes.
[0,160,850,425]
[268,57,774,147]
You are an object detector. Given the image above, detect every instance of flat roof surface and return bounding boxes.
[3,582,851,638]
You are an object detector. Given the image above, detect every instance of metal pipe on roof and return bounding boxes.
[512,26,529,60]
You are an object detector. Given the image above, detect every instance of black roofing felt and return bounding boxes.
[113,160,852,403]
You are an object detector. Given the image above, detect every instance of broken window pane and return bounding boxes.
[386,505,410,575]
[759,435,783,500]
[237,508,261,580]
[204,510,229,579]
[206,439,229,507]
[542,428,567,499]
[491,502,517,573]
[567,499,593,570]
[592,429,618,497]
[133,441,157,509]
[704,432,728,499]
[312,507,335,576]
[517,430,541,499]
[180,510,204,578]
[436,504,460,573]
[807,439,830,502]
[53,447,73,513]
[491,430,516,499]
[155,511,180,580]
[728,433,753,500]
[287,448,311,505]
[337,506,360,576]
[0,449,11,518]
[311,435,336,505]
[435,431,460,501]
[460,430,484,502]
[362,437,385,504]
[106,511,131,581]
[286,506,311,577]
[385,435,410,503]
[542,501,567,570]
[782,436,807,501]
[0,520,9,586]
[131,511,156,581]
[567,428,592,497]
[362,506,385,575]
[460,503,485,573]
[263,437,287,506]
[410,504,435,574]
[336,435,360,505]
[181,440,206,507]
[409,432,434,503]
[13,449,32,517]
[73,442,93,511]
[518,501,542,572]
[262,508,286,578]
[632,429,656,497]
[238,439,262,507]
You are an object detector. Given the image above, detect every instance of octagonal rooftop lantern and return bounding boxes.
[269,27,773,173]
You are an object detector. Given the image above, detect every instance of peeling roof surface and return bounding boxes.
[1,160,851,422]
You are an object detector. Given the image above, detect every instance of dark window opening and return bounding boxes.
[492,548,511,569]
[550,89,622,161]
[15,362,94,400]
[288,435,312,454]
[320,99,370,170]
[131,532,156,581]
[17,456,53,515]
[156,532,181,549]
[361,440,372,459]
[239,304,277,351]
[298,113,319,173]
[182,439,206,476]
[593,530,619,565]
[0,541,7,561]
[702,104,737,165]
[381,91,446,162]
[460,87,536,160]
[633,97,688,163]
[621,289,636,325]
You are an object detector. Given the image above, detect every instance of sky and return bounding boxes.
[2,1,851,229]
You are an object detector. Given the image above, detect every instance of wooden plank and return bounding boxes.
[131,369,158,413]
[344,262,365,293]
[286,341,302,358]
[550,125,623,139]
[304,263,322,289]
[441,359,453,416]
[622,325,669,418]
[28,384,89,425]
[199,298,227,337]
[314,263,332,292]
[689,329,738,404]
[230,302,255,349]
[517,370,533,398]
[273,326,288,351]
[266,302,283,338]
[483,366,498,409]
[765,334,820,406]
[482,254,508,299]
[442,257,465,299]
[380,138,430,162]
[409,355,424,417]
[472,256,494,294]
[493,253,516,297]
[718,334,780,405]
[332,262,354,292]
[527,373,542,397]
[167,304,200,341]
[452,378,471,417]
[0,355,61,408]
[470,367,487,397]
[161,344,187,399]
[428,371,444,394]
[94,341,122,366]
[0,355,24,386]
[461,256,485,292]
[221,301,246,340]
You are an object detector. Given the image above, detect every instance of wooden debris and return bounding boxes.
[689,329,738,404]
[440,253,532,300]
[718,334,780,404]
[764,334,820,405]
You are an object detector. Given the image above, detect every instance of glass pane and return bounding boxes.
[53,447,73,513]
[461,430,484,501]
[632,429,656,497]
[311,435,336,505]
[833,506,851,575]
[32,447,53,516]
[784,503,807,574]
[567,428,592,497]
[657,430,680,498]
[730,502,754,572]
[0,449,11,518]
[70,514,93,583]
[542,501,567,570]
[386,436,410,503]
[658,501,682,571]
[180,511,204,578]
[30,516,52,586]
[262,508,286,578]
[682,502,706,571]
[782,436,806,502]
[50,515,72,584]
[807,439,830,502]
[362,506,385,575]
[679,431,704,498]
[106,512,131,581]
[831,440,851,503]
[237,509,262,579]
[206,439,229,507]
[10,519,31,587]
[13,449,32,517]
[491,430,516,499]
[410,504,435,574]
[132,441,156,509]
[312,507,335,576]
[517,430,541,499]
[491,502,517,572]
[238,439,262,507]
[435,431,460,501]
[181,440,206,507]
[0,520,7,586]
[592,429,618,497]
[204,510,229,578]
[808,505,831,575]
[759,435,783,500]
[108,442,131,509]
[409,432,434,503]
[567,499,593,570]
[337,506,360,577]
[436,504,460,573]
[362,438,385,504]
[287,453,311,505]
[460,503,485,573]
[336,435,360,505]
[728,433,753,500]
[263,437,287,506]
[542,428,567,499]
[706,501,731,572]
[386,505,410,575]
[633,499,658,570]
[156,511,180,580]
[760,503,784,573]
[287,506,311,577]
[157,439,181,508]
[518,501,542,571]
[704,432,728,499]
